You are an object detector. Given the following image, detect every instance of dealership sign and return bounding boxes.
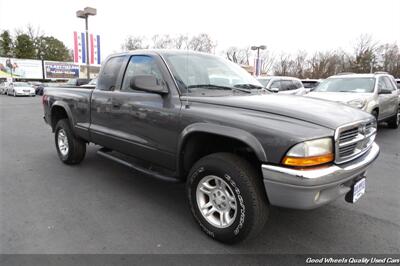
[44,61,80,79]
[0,57,43,79]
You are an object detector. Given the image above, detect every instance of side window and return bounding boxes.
[97,56,124,91]
[378,78,387,90]
[270,80,281,89]
[382,77,395,91]
[294,80,303,89]
[122,55,164,91]
[280,80,292,91]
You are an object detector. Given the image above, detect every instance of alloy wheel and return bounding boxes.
[57,129,69,156]
[196,175,237,228]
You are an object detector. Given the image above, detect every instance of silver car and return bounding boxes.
[257,76,307,95]
[307,73,399,128]
[6,82,36,97]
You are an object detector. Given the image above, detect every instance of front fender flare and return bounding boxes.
[177,123,268,173]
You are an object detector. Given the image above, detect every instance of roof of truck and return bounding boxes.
[110,49,213,58]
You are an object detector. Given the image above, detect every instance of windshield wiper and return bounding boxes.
[234,83,263,90]
[187,84,251,93]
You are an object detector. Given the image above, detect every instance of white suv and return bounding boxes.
[307,73,399,128]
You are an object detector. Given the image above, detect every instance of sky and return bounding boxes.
[0,0,399,60]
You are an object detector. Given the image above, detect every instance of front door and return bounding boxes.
[108,55,182,170]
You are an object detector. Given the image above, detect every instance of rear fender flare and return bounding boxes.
[50,101,75,131]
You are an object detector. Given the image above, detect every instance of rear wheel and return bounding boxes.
[387,107,399,129]
[186,152,269,244]
[54,119,86,164]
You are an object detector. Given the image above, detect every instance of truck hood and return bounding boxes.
[306,91,373,103]
[185,94,372,129]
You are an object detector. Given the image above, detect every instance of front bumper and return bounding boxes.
[261,142,380,209]
[15,92,35,96]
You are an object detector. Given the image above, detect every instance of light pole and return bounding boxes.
[251,45,266,76]
[76,7,97,80]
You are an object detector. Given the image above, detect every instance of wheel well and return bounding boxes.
[51,106,69,131]
[179,132,261,179]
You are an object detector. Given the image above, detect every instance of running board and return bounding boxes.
[97,149,181,183]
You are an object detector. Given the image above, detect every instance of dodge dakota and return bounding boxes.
[43,50,380,243]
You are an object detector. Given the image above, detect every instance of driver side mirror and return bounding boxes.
[378,88,392,95]
[130,75,168,94]
[270,87,279,93]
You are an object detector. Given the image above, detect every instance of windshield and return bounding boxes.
[66,79,76,85]
[314,77,375,93]
[88,79,97,85]
[14,82,30,87]
[163,53,262,95]
[257,78,271,87]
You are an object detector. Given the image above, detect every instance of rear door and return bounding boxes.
[382,76,398,117]
[377,77,393,119]
[90,55,128,148]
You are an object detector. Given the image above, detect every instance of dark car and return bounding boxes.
[63,78,90,87]
[301,79,321,90]
[42,50,379,244]
[35,83,50,95]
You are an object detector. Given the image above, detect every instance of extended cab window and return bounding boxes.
[97,56,124,91]
[122,55,163,91]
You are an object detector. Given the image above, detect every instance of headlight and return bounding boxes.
[282,138,334,167]
[347,99,366,109]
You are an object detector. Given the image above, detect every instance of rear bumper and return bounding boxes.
[261,142,380,209]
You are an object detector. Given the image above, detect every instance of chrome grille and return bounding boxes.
[335,119,377,164]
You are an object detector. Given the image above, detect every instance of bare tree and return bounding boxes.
[291,50,307,78]
[376,43,400,77]
[188,33,215,53]
[225,46,251,65]
[121,36,148,51]
[350,34,378,73]
[151,34,174,49]
[259,49,275,75]
[172,34,188,49]
[273,53,294,76]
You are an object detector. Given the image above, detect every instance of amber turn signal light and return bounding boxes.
[282,153,334,167]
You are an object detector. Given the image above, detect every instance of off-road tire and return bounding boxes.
[186,152,269,244]
[54,119,86,164]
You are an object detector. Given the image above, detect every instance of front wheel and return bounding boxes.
[186,153,269,244]
[387,107,399,129]
[54,119,86,164]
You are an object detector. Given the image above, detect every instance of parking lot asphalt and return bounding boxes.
[0,95,399,254]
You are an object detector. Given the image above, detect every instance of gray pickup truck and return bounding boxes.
[43,50,380,243]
